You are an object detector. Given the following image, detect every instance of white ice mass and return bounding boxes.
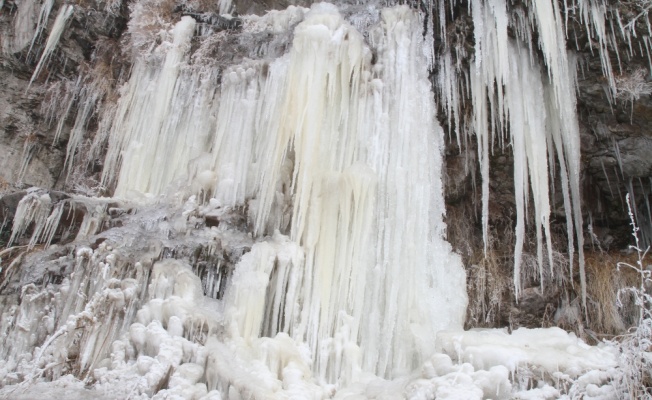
[0,0,646,399]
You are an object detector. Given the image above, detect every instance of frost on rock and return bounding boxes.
[2,0,40,54]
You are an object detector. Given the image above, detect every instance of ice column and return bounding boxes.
[102,4,468,386]
[358,7,467,377]
[102,16,197,198]
[223,5,467,384]
[470,0,585,301]
[29,4,74,87]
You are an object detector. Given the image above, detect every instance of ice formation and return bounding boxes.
[99,3,467,384]
[1,0,647,398]
[2,0,40,53]
[455,0,652,307]
[29,4,74,87]
[463,0,587,302]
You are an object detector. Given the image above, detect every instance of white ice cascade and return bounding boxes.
[1,1,634,398]
[29,4,74,88]
[466,0,586,302]
[101,15,197,198]
[100,3,467,387]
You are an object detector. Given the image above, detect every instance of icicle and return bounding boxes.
[589,2,616,100]
[601,158,615,199]
[507,45,555,295]
[467,0,585,303]
[27,0,56,58]
[63,82,104,178]
[17,136,38,185]
[103,16,197,197]
[48,76,82,145]
[28,5,75,88]
[437,51,463,146]
[38,201,65,248]
[203,63,273,208]
[8,189,53,249]
[470,0,511,255]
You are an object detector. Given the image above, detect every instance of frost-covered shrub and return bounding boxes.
[127,0,177,54]
[608,194,652,399]
[615,69,652,105]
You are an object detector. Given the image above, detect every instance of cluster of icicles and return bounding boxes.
[101,3,470,382]
[0,0,642,398]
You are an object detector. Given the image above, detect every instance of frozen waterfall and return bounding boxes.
[0,0,638,398]
[101,3,468,384]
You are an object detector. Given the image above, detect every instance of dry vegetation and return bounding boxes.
[585,251,641,336]
[448,194,648,343]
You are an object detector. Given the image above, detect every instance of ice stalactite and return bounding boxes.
[577,0,618,99]
[463,0,586,303]
[42,74,109,180]
[98,3,467,388]
[507,47,556,297]
[200,61,286,212]
[103,16,197,198]
[571,0,652,102]
[530,0,587,308]
[7,188,57,249]
[437,50,468,148]
[4,190,117,254]
[27,0,56,58]
[29,4,74,87]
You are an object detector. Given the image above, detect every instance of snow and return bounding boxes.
[437,328,617,374]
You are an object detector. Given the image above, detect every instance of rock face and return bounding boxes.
[0,0,652,372]
[0,68,60,188]
[1,0,127,191]
[438,2,652,331]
